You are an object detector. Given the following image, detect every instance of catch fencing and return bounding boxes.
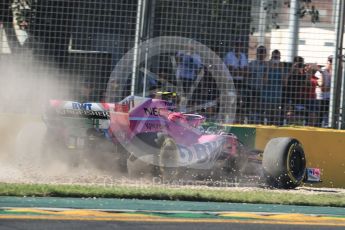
[0,0,344,128]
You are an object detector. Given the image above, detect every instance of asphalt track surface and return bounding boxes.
[0,197,345,230]
[1,219,344,230]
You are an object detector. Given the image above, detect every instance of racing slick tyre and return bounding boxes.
[88,138,129,173]
[40,131,81,168]
[262,137,306,189]
[40,131,63,166]
[159,137,181,182]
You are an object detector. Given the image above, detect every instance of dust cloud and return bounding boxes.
[0,53,126,185]
[0,53,272,188]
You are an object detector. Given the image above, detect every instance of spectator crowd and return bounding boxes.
[241,46,331,127]
[174,41,333,127]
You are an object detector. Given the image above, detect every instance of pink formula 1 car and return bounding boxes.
[43,94,321,189]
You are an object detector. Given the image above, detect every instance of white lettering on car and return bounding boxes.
[177,137,226,167]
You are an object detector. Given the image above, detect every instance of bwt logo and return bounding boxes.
[72,103,92,110]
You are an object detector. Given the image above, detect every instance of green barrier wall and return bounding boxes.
[224,126,256,148]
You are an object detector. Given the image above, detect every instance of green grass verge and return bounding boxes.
[1,183,344,207]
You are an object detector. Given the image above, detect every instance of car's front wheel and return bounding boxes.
[262,137,306,189]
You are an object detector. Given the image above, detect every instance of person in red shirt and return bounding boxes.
[304,63,320,126]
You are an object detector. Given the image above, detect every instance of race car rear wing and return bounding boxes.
[46,100,113,120]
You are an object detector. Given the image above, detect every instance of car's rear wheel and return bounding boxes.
[88,137,129,173]
[262,137,306,189]
[40,131,82,168]
[159,136,181,182]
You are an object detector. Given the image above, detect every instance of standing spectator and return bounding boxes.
[304,64,319,126]
[285,56,310,125]
[224,37,249,123]
[262,49,286,125]
[224,38,249,81]
[248,45,268,123]
[287,56,305,104]
[189,65,220,121]
[315,55,332,126]
[176,44,203,94]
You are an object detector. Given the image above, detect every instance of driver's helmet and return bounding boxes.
[150,91,179,105]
